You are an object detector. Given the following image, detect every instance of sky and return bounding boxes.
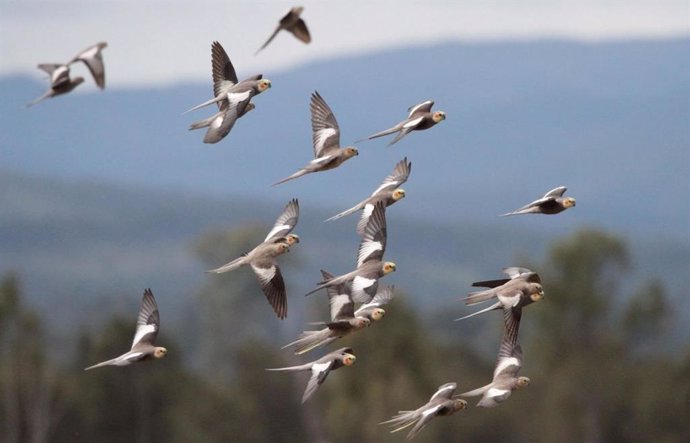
[1,0,688,87]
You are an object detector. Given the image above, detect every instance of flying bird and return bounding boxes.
[256,6,311,55]
[273,91,358,185]
[85,289,167,370]
[283,270,371,355]
[266,347,356,403]
[185,42,271,144]
[501,186,576,216]
[69,41,108,89]
[305,202,395,303]
[459,307,531,407]
[353,284,395,322]
[325,157,411,234]
[381,382,467,440]
[206,199,299,319]
[358,100,446,146]
[26,64,84,107]
[26,41,108,108]
[457,267,544,321]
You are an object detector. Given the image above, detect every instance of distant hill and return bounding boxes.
[2,38,688,241]
[1,171,688,349]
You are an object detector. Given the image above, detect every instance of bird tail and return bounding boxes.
[324,201,364,222]
[84,357,120,371]
[380,409,420,434]
[183,95,224,114]
[355,125,399,143]
[459,383,491,398]
[271,169,309,186]
[25,92,51,108]
[455,301,503,321]
[206,256,246,274]
[282,329,336,355]
[188,114,218,131]
[464,288,498,306]
[265,362,311,372]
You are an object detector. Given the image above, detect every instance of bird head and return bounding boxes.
[257,79,272,92]
[285,234,300,245]
[563,197,576,208]
[516,376,531,388]
[529,284,545,302]
[432,111,446,123]
[344,146,359,158]
[382,262,397,274]
[342,353,357,366]
[453,399,468,412]
[154,347,168,359]
[276,243,290,254]
[371,308,386,321]
[291,6,305,15]
[73,77,86,86]
[392,188,406,201]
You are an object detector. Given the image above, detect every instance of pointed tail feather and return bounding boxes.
[183,95,224,114]
[459,383,491,398]
[265,362,311,372]
[188,114,218,131]
[324,201,364,222]
[272,169,309,186]
[84,357,119,371]
[206,256,246,274]
[455,301,502,321]
[282,329,336,355]
[381,410,419,434]
[25,92,51,108]
[464,288,498,306]
[355,125,400,143]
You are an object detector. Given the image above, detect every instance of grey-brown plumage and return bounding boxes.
[305,203,395,303]
[501,186,576,216]
[273,91,358,185]
[457,267,544,321]
[358,100,446,146]
[85,289,167,370]
[206,199,299,319]
[354,285,395,321]
[381,382,467,440]
[266,347,356,403]
[459,307,530,407]
[283,271,370,354]
[69,41,108,89]
[326,157,411,235]
[188,41,265,143]
[26,64,85,107]
[256,6,311,55]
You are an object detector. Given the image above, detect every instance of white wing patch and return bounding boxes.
[265,224,290,242]
[497,292,521,308]
[314,128,337,152]
[252,264,276,284]
[227,90,251,103]
[131,324,156,348]
[486,387,510,399]
[421,404,442,418]
[211,115,224,129]
[312,362,331,375]
[358,241,382,267]
[310,155,335,165]
[494,357,520,378]
[352,276,376,297]
[403,117,424,129]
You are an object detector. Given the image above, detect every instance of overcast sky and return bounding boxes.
[2,0,688,87]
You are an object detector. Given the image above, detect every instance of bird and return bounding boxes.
[325,157,411,235]
[305,202,395,303]
[68,41,108,89]
[353,284,395,322]
[272,91,358,185]
[381,382,467,440]
[266,347,356,403]
[459,307,531,407]
[188,41,264,143]
[457,267,544,321]
[84,289,167,370]
[357,100,445,146]
[256,6,311,55]
[206,199,299,319]
[500,186,576,216]
[26,64,85,107]
[282,270,371,355]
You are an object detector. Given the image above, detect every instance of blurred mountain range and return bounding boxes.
[1,38,688,345]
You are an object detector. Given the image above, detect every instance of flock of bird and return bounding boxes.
[28,6,577,440]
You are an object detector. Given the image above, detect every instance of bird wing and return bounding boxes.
[70,42,107,89]
[321,270,355,321]
[357,203,387,268]
[310,91,341,157]
[211,41,238,100]
[370,157,412,196]
[355,285,394,316]
[407,100,434,118]
[289,18,311,43]
[303,360,333,403]
[429,382,457,402]
[494,309,523,379]
[251,261,288,319]
[264,198,299,242]
[131,288,160,349]
[543,186,567,199]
